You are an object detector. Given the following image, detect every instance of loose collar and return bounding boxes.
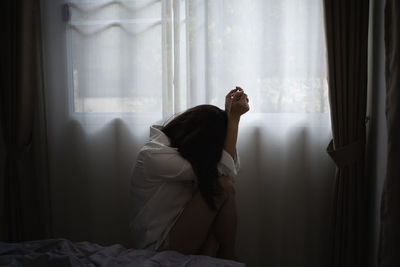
[149,125,171,146]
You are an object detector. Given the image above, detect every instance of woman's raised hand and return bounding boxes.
[223,87,249,157]
[225,86,250,120]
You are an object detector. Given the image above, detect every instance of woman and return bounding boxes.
[130,87,249,260]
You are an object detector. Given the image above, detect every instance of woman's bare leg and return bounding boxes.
[200,231,219,257]
[213,183,237,260]
[164,176,237,260]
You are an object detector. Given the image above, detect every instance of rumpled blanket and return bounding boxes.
[0,239,245,267]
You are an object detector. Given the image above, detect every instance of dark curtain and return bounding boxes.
[0,0,51,242]
[379,0,400,266]
[323,0,369,266]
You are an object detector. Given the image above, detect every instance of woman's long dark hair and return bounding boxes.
[162,105,228,210]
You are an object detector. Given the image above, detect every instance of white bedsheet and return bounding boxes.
[0,239,245,267]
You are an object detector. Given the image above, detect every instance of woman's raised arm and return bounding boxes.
[224,87,249,158]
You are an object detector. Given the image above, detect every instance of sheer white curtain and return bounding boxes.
[41,0,335,266]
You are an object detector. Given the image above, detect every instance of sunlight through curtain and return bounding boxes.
[41,0,335,266]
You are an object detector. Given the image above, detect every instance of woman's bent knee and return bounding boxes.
[218,176,236,196]
[213,176,235,210]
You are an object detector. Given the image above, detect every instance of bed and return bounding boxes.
[0,238,245,266]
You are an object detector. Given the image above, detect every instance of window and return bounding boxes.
[205,0,328,113]
[65,0,186,119]
[65,0,328,121]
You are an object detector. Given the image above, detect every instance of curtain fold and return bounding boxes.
[323,0,369,266]
[379,0,400,266]
[0,0,51,242]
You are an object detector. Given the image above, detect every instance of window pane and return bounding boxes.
[205,0,328,113]
[67,0,163,114]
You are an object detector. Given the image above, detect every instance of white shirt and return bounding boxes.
[129,125,239,250]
